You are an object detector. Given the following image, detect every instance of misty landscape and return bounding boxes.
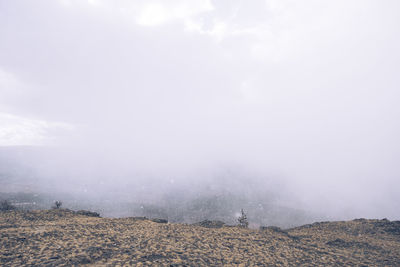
[1,0,400,266]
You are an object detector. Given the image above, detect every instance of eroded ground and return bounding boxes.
[1,209,399,266]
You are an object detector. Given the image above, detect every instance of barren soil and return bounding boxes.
[1,209,399,266]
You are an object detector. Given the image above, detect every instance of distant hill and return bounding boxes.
[0,145,325,228]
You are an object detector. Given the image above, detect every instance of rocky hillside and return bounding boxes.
[1,209,399,266]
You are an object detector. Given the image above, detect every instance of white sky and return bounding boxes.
[1,0,400,218]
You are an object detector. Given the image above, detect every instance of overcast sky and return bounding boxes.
[1,0,400,218]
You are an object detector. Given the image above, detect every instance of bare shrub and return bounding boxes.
[0,200,16,211]
[52,200,62,209]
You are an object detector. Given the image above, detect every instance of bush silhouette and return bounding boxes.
[238,209,249,228]
[53,201,62,209]
[0,200,16,211]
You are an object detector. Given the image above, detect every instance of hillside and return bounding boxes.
[1,210,399,266]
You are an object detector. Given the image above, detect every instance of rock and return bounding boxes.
[260,226,288,234]
[69,255,92,264]
[371,219,400,235]
[76,210,100,217]
[353,218,367,222]
[151,218,168,224]
[130,216,148,221]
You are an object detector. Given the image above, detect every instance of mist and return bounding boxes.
[1,0,400,226]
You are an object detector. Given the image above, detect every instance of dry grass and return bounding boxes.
[1,209,399,266]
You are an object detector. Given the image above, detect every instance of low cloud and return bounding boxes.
[0,0,399,221]
[0,112,74,146]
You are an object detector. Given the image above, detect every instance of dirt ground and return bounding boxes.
[1,209,399,266]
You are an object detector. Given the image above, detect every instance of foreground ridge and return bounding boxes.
[1,209,399,266]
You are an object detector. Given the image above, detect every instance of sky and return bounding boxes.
[0,0,400,219]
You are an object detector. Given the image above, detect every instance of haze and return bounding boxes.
[1,0,399,225]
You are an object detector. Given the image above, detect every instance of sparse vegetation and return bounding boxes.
[0,200,16,211]
[238,208,249,228]
[1,211,399,266]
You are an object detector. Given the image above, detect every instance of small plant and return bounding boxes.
[53,200,62,209]
[0,200,16,211]
[238,208,249,228]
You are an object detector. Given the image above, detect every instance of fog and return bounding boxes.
[1,0,400,226]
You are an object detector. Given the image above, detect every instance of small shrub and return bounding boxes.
[0,200,16,211]
[52,201,62,209]
[238,209,249,228]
